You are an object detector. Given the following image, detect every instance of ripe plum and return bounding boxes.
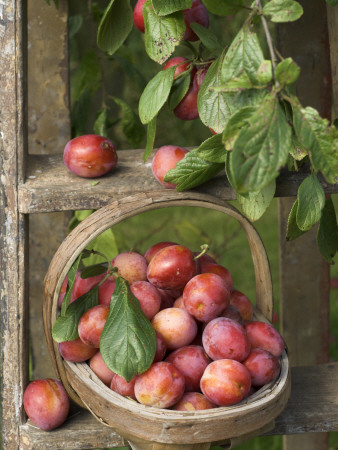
[200,359,251,406]
[147,244,196,290]
[165,345,211,391]
[23,379,69,431]
[89,351,115,386]
[134,361,185,408]
[152,307,198,350]
[183,273,230,322]
[78,304,109,348]
[151,145,188,188]
[111,251,148,284]
[58,338,98,363]
[202,317,251,362]
[63,134,117,178]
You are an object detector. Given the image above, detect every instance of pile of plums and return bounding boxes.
[58,241,285,411]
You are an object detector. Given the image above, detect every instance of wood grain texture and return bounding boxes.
[27,0,71,380]
[18,152,338,213]
[0,0,29,448]
[19,363,338,449]
[276,2,333,449]
[27,0,70,154]
[327,4,338,119]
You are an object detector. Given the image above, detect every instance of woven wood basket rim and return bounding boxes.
[65,338,289,419]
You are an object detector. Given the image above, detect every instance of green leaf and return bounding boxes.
[80,263,108,279]
[198,31,266,134]
[168,72,191,110]
[326,0,338,5]
[93,109,108,137]
[197,134,227,163]
[143,116,157,162]
[144,2,185,64]
[53,287,99,342]
[112,97,145,148]
[212,73,254,92]
[296,174,325,231]
[289,135,307,161]
[231,93,292,193]
[72,50,100,102]
[189,23,222,51]
[164,149,223,191]
[222,106,257,150]
[75,210,94,222]
[201,0,245,16]
[71,89,92,136]
[293,105,338,184]
[139,66,176,124]
[275,58,300,86]
[198,53,232,134]
[221,28,264,84]
[84,228,119,266]
[296,175,325,231]
[60,255,82,316]
[237,180,276,221]
[69,15,83,39]
[263,0,303,22]
[152,0,192,15]
[225,151,235,188]
[100,277,156,382]
[97,0,133,55]
[286,199,307,241]
[257,60,272,85]
[317,197,338,264]
[113,54,147,91]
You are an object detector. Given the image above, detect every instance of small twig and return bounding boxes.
[274,46,285,62]
[255,0,280,89]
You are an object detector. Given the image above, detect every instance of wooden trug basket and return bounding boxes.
[43,191,291,450]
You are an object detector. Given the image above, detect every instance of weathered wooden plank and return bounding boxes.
[276,1,333,449]
[27,0,69,154]
[279,198,330,367]
[18,152,338,213]
[19,363,338,449]
[327,4,338,119]
[27,0,71,380]
[268,363,338,435]
[20,407,128,449]
[0,0,29,448]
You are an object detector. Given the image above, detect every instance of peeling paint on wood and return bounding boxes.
[0,0,29,448]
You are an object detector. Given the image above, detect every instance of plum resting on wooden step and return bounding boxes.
[23,379,70,431]
[63,134,118,179]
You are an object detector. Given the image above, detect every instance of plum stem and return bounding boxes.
[194,244,209,260]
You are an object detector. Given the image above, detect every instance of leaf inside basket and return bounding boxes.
[100,276,157,382]
[53,286,99,342]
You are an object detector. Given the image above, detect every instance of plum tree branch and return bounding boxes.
[256,0,280,88]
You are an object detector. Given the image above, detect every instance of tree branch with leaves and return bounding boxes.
[93,0,338,262]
